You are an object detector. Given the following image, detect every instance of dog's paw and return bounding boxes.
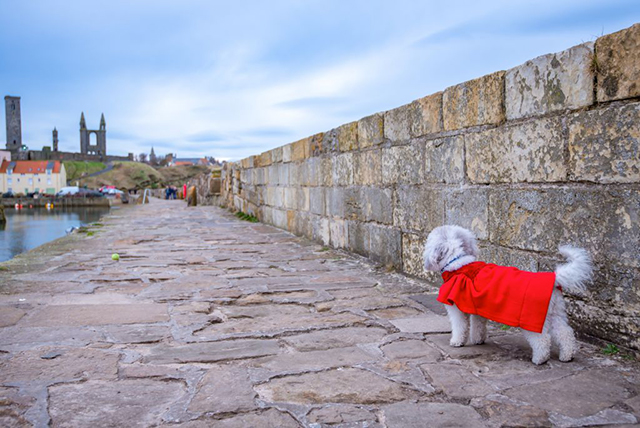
[450,339,465,347]
[531,355,550,365]
[469,339,485,346]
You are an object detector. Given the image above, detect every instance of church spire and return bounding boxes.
[100,113,106,130]
[80,112,86,129]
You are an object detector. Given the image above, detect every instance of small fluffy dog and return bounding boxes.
[423,225,592,365]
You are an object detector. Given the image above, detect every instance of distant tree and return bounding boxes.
[159,153,173,167]
[149,147,158,166]
[139,153,148,163]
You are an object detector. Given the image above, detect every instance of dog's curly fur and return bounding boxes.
[423,225,592,365]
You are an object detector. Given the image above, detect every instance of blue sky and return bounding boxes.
[1,1,639,161]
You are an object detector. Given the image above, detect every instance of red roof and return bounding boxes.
[0,160,62,174]
[175,161,193,166]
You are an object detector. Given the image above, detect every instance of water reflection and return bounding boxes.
[0,206,111,262]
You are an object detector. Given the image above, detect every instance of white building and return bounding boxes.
[0,160,67,195]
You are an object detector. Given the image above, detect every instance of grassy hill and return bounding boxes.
[78,162,210,190]
[63,161,107,182]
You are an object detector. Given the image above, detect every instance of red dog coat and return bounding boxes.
[438,262,556,333]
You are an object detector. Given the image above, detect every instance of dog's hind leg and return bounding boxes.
[469,315,488,345]
[548,292,578,362]
[446,304,470,347]
[523,321,552,365]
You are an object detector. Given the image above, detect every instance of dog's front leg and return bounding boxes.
[469,315,488,345]
[445,304,469,347]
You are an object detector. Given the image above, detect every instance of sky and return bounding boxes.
[1,1,639,161]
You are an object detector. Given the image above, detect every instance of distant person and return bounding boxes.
[165,186,170,200]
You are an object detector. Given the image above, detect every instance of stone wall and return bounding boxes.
[219,24,640,350]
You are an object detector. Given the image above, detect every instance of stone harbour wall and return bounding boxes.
[219,24,640,349]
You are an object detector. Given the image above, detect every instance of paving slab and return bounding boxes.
[389,314,451,333]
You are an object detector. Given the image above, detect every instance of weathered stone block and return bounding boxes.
[465,116,566,183]
[443,71,505,131]
[384,103,412,142]
[252,167,265,186]
[445,188,489,239]
[479,242,538,272]
[358,113,384,148]
[424,135,464,183]
[506,43,594,120]
[355,149,382,186]
[291,137,309,162]
[332,152,355,186]
[369,224,402,268]
[489,188,640,268]
[326,187,346,218]
[283,187,296,210]
[343,187,362,221]
[321,128,340,153]
[309,132,325,156]
[267,164,279,185]
[278,163,290,185]
[382,144,424,185]
[258,150,273,167]
[311,214,330,245]
[347,220,370,257]
[393,185,444,232]
[410,91,443,137]
[338,121,359,152]
[402,232,427,277]
[272,208,287,230]
[271,147,282,163]
[568,102,640,183]
[240,156,254,169]
[329,218,348,249]
[362,187,393,224]
[596,23,640,101]
[309,187,326,215]
[282,143,293,163]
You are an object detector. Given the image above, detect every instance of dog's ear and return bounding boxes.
[423,241,447,272]
[458,227,479,257]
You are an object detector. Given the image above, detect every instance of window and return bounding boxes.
[28,178,33,185]
[17,178,20,182]
[7,169,11,175]
[38,178,41,183]
[7,178,11,185]
[47,169,51,175]
[47,178,52,185]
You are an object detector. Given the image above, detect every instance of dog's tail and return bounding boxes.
[555,245,593,295]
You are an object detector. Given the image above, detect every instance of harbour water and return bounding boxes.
[0,206,111,262]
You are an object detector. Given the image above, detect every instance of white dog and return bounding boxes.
[423,225,592,365]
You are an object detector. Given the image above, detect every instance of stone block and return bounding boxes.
[329,218,348,249]
[283,187,296,210]
[358,113,384,148]
[311,214,330,245]
[382,144,424,185]
[402,233,427,278]
[258,150,273,167]
[347,220,370,257]
[309,187,326,215]
[443,71,505,131]
[278,163,290,185]
[338,121,359,152]
[361,187,393,224]
[289,162,309,186]
[393,185,444,232]
[410,91,443,137]
[24,304,168,327]
[355,149,382,186]
[389,314,451,333]
[308,132,325,156]
[368,224,402,268]
[298,187,310,211]
[291,137,309,161]
[271,208,287,230]
[271,146,283,163]
[444,188,489,240]
[282,143,293,163]
[506,42,594,120]
[189,367,256,413]
[384,103,412,142]
[424,135,464,183]
[489,188,640,268]
[321,128,340,153]
[326,187,346,218]
[568,102,640,183]
[343,187,362,221]
[596,23,640,101]
[332,152,355,186]
[465,116,566,183]
[240,156,254,169]
[267,164,279,185]
[383,401,486,428]
[479,242,538,272]
[291,210,312,238]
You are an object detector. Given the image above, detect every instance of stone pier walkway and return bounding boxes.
[1,199,639,427]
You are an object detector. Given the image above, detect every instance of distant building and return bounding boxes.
[0,160,67,195]
[174,161,194,166]
[0,150,10,164]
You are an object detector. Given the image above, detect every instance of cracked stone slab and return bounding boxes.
[48,380,185,427]
[307,404,378,425]
[255,368,422,405]
[188,366,256,414]
[470,394,550,428]
[0,307,26,327]
[381,339,442,362]
[171,409,300,427]
[22,304,169,327]
[420,363,496,399]
[143,339,281,364]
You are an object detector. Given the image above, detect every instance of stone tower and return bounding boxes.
[79,112,107,155]
[5,96,22,151]
[52,127,59,151]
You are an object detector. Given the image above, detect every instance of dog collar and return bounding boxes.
[441,255,464,273]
